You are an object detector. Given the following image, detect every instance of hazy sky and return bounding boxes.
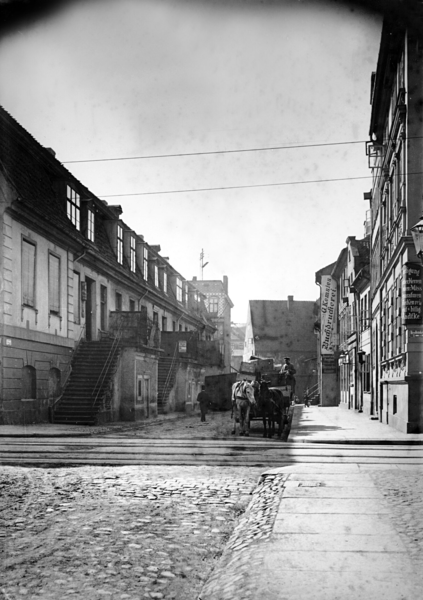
[0,0,383,322]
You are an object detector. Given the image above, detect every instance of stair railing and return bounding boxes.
[91,322,123,409]
[305,382,319,400]
[160,343,179,410]
[49,324,86,422]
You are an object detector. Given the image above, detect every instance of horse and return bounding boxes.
[231,380,256,436]
[258,380,290,438]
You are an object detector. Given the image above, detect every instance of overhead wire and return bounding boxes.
[62,138,367,164]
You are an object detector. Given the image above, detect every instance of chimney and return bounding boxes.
[223,275,228,293]
[288,295,294,311]
[45,147,56,157]
[193,276,197,282]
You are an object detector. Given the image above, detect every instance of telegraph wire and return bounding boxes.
[61,135,423,165]
[62,139,367,164]
[100,174,373,197]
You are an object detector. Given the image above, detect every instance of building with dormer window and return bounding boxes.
[0,105,217,425]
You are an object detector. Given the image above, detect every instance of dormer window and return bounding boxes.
[184,284,188,305]
[143,247,148,280]
[209,296,219,313]
[163,271,168,293]
[130,237,136,272]
[176,277,183,302]
[154,265,159,287]
[117,225,123,264]
[87,209,95,242]
[67,185,80,230]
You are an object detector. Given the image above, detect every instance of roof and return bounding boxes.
[249,299,318,344]
[190,279,234,308]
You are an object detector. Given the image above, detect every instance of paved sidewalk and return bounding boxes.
[199,462,423,600]
[289,404,423,443]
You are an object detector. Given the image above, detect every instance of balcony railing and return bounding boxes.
[109,310,161,349]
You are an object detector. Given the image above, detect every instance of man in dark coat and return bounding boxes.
[197,385,211,422]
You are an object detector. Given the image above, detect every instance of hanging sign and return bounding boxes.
[178,340,187,353]
[320,275,337,355]
[402,263,423,325]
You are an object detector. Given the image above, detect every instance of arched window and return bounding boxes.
[22,366,36,399]
[48,368,61,399]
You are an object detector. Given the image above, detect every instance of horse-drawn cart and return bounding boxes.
[237,358,294,439]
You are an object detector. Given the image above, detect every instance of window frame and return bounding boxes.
[48,252,61,315]
[130,236,136,273]
[66,184,81,231]
[176,277,183,302]
[87,208,95,242]
[117,224,123,265]
[22,238,36,308]
[73,271,81,324]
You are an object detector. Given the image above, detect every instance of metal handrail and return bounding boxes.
[51,324,86,410]
[160,343,179,406]
[91,323,123,407]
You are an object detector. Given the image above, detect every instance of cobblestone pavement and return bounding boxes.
[1,465,264,600]
[97,410,256,440]
[368,469,423,569]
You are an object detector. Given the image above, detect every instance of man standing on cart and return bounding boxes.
[280,357,296,394]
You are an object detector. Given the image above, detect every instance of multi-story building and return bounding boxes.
[365,15,423,432]
[243,297,318,400]
[230,323,246,372]
[0,105,217,425]
[189,276,233,374]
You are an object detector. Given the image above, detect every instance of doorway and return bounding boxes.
[85,277,95,341]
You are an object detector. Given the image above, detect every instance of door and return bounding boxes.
[85,277,95,341]
[144,376,151,418]
[100,285,107,331]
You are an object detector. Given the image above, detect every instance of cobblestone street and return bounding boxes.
[1,464,263,600]
[2,411,423,600]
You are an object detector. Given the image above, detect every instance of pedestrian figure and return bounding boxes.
[280,356,296,394]
[304,388,310,407]
[197,385,211,422]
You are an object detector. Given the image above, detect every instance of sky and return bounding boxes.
[0,0,384,322]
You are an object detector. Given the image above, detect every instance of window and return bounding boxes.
[362,354,371,393]
[162,316,167,331]
[209,297,219,313]
[176,277,183,302]
[163,271,168,293]
[184,284,188,305]
[143,247,148,280]
[48,254,60,314]
[130,237,136,273]
[153,311,159,325]
[154,265,159,287]
[115,292,122,312]
[87,209,95,242]
[66,185,80,230]
[22,239,36,307]
[73,271,81,324]
[179,323,183,332]
[129,299,135,312]
[117,225,123,265]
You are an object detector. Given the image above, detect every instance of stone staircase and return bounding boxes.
[53,338,120,425]
[157,356,179,414]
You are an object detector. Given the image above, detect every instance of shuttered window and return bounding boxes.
[22,240,36,307]
[49,254,60,314]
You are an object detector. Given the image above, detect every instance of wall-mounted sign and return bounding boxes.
[322,355,337,374]
[178,340,187,353]
[402,263,422,325]
[320,275,337,355]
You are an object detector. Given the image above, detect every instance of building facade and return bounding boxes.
[0,106,217,425]
[365,15,423,432]
[189,276,233,374]
[243,297,318,400]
